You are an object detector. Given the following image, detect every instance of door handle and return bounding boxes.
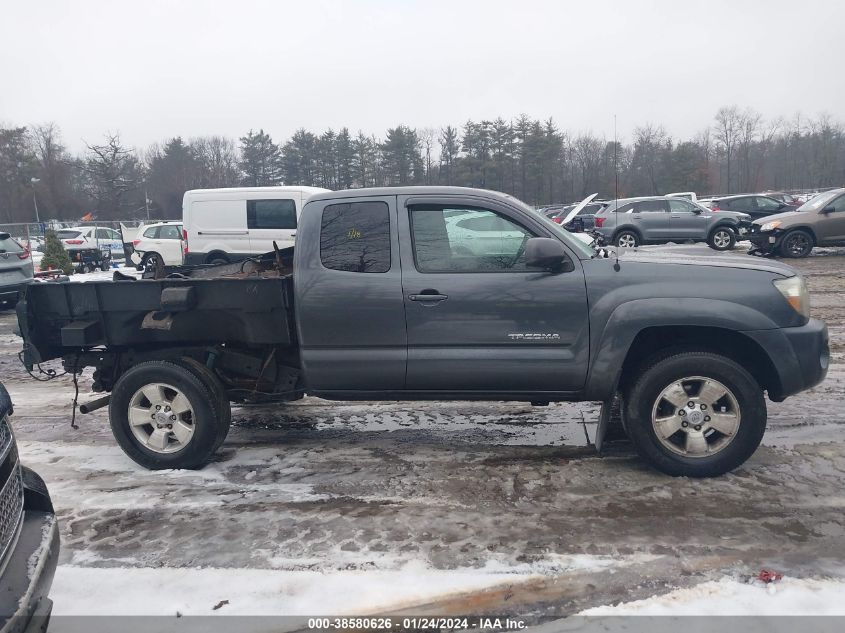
[409,291,448,303]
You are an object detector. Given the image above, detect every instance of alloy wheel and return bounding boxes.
[128,383,196,453]
[650,376,741,457]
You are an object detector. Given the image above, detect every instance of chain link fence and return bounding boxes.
[0,219,166,271]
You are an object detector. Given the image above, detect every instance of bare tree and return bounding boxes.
[713,106,742,193]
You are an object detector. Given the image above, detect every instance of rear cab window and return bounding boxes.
[320,201,391,273]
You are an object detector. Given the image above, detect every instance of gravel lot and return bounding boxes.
[2,245,844,621]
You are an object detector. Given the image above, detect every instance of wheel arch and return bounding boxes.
[584,298,783,401]
[781,225,818,244]
[612,226,643,243]
[615,326,782,400]
[205,250,230,264]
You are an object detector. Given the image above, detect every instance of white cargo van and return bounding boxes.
[182,186,330,265]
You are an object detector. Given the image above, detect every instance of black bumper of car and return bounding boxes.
[0,282,32,303]
[747,228,783,254]
[743,318,830,401]
[0,468,59,633]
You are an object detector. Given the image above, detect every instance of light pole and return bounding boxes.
[30,177,41,224]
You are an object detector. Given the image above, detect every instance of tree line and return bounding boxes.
[1,106,843,224]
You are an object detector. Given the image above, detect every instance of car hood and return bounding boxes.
[616,248,797,277]
[751,210,807,226]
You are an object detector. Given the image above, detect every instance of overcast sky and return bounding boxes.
[1,0,842,153]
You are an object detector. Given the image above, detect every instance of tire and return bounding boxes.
[615,230,640,248]
[707,227,736,251]
[206,253,229,265]
[100,262,110,272]
[109,361,221,470]
[623,350,766,477]
[173,358,232,452]
[779,229,814,258]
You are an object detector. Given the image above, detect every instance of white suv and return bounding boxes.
[132,222,184,269]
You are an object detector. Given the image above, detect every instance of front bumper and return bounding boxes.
[0,468,59,633]
[747,228,784,254]
[743,318,829,400]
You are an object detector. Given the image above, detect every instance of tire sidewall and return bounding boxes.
[624,353,766,477]
[109,361,220,470]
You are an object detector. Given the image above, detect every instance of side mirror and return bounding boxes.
[822,205,836,214]
[692,207,702,214]
[525,237,573,272]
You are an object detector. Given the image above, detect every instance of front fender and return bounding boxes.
[584,297,780,400]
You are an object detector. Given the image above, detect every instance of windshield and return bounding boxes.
[797,189,844,213]
[506,195,596,258]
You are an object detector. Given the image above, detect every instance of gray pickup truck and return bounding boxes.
[17,187,829,477]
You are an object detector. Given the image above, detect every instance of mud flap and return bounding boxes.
[596,393,627,453]
[595,400,612,453]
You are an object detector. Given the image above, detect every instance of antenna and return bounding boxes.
[613,114,621,271]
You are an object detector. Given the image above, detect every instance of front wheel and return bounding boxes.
[623,350,766,477]
[779,229,814,258]
[109,361,222,470]
[708,227,736,251]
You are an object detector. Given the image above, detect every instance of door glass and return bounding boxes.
[320,201,390,273]
[410,206,535,273]
[247,199,297,230]
[143,227,159,239]
[159,225,182,240]
[668,199,695,214]
[755,197,782,211]
[635,200,668,213]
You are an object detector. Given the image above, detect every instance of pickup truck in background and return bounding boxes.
[16,187,829,477]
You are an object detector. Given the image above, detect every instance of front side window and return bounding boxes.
[247,199,297,230]
[410,205,536,273]
[668,199,696,214]
[320,201,390,273]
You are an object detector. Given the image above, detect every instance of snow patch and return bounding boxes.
[579,575,845,615]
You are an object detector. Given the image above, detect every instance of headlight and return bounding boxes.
[773,275,810,318]
[760,220,782,232]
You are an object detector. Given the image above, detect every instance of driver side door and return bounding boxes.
[398,196,590,393]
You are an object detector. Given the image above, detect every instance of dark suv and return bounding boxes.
[706,194,797,220]
[0,383,59,633]
[593,196,751,250]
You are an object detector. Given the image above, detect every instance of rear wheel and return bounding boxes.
[207,253,229,265]
[623,350,766,477]
[707,227,736,251]
[173,358,232,452]
[109,361,222,470]
[615,230,640,248]
[779,229,813,258]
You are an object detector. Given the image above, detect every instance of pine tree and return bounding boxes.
[40,230,73,274]
[239,129,283,186]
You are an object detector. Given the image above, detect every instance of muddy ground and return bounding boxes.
[1,244,844,619]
